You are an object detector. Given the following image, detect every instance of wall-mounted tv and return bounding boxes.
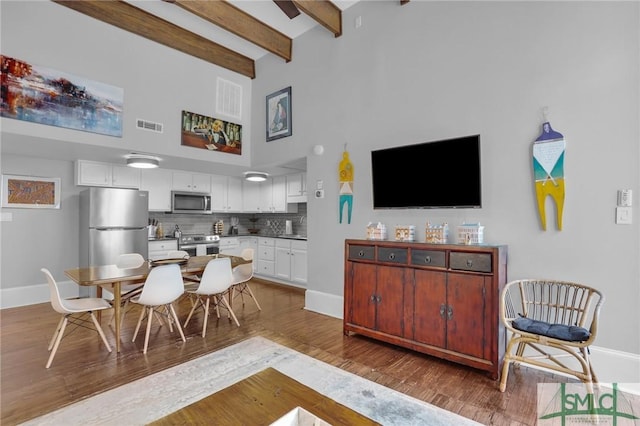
[371,135,482,209]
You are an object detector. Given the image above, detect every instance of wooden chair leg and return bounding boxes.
[245,284,261,310]
[202,297,211,338]
[89,312,112,352]
[48,316,65,351]
[143,306,153,354]
[132,306,146,342]
[169,303,186,343]
[220,295,240,327]
[46,317,68,368]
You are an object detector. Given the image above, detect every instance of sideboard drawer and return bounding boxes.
[348,245,375,261]
[450,252,492,273]
[377,247,408,264]
[411,249,446,268]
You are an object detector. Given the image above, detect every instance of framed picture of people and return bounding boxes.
[181,110,242,155]
[266,86,292,141]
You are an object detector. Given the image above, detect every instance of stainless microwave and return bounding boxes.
[171,191,212,214]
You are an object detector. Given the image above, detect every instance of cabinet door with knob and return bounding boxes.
[344,239,507,380]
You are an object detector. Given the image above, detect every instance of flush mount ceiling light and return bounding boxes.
[244,171,268,182]
[125,153,160,169]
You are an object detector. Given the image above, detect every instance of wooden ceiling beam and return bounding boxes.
[171,0,293,63]
[52,0,256,79]
[293,0,342,38]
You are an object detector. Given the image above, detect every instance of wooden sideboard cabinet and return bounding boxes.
[343,239,508,379]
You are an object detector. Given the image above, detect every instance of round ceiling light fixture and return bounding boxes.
[125,153,161,169]
[244,171,269,182]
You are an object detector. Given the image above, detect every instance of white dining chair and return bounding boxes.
[130,263,186,354]
[42,268,112,368]
[230,248,261,311]
[183,257,239,337]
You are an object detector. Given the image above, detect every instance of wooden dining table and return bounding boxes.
[64,254,244,353]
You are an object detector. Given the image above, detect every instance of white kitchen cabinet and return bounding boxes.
[286,173,307,203]
[148,239,178,260]
[275,239,307,285]
[76,160,140,189]
[242,180,263,213]
[219,237,240,254]
[172,171,211,193]
[256,237,276,277]
[211,175,243,212]
[238,236,258,273]
[140,168,173,211]
[252,176,298,213]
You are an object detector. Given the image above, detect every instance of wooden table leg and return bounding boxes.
[96,285,103,322]
[113,282,122,352]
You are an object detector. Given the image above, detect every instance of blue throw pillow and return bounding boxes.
[511,316,591,342]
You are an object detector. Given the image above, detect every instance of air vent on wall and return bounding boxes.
[136,118,163,133]
[216,77,242,121]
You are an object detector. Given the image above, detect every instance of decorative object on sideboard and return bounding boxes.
[425,222,449,244]
[366,222,387,240]
[457,223,484,245]
[394,225,416,242]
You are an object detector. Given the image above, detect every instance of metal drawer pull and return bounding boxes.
[388,253,395,260]
[447,305,453,320]
[424,256,431,264]
[439,304,446,318]
[466,259,473,267]
[359,250,365,257]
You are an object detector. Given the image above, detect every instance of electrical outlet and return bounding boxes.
[315,190,324,199]
[618,189,633,207]
[616,207,633,225]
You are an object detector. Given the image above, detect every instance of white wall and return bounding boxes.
[250,0,640,364]
[1,1,638,381]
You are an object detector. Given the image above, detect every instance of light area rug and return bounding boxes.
[21,336,481,426]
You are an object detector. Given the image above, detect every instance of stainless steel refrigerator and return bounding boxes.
[80,188,149,294]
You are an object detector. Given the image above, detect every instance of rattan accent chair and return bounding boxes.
[499,279,604,393]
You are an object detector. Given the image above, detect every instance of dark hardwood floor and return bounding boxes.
[1,278,571,425]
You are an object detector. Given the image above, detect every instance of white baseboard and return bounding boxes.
[1,280,80,309]
[304,289,640,385]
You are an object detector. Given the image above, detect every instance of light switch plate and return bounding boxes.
[616,207,633,224]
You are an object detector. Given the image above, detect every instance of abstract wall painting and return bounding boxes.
[1,175,61,209]
[1,55,123,137]
[181,110,242,155]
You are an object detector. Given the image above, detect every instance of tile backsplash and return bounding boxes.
[149,203,307,237]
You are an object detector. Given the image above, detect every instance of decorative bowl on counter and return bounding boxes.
[248,229,260,234]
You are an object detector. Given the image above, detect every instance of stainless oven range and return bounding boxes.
[178,234,220,257]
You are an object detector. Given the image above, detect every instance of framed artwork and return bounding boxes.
[1,175,61,209]
[181,110,242,155]
[266,86,292,141]
[0,55,123,137]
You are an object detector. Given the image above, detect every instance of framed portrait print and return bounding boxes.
[266,86,292,141]
[1,175,61,209]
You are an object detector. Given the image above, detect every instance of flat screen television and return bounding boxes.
[371,135,482,209]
